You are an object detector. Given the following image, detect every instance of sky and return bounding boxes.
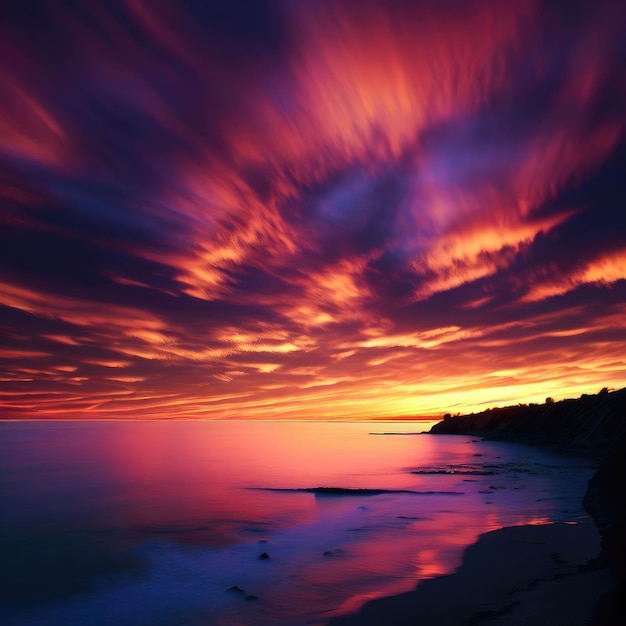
[1,0,625,420]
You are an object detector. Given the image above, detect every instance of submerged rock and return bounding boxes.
[322,549,347,558]
[253,486,464,496]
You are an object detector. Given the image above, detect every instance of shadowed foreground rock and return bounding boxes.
[583,435,626,625]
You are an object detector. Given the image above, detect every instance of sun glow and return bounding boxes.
[1,0,625,420]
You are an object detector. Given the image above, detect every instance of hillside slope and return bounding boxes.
[430,387,626,447]
[430,386,626,625]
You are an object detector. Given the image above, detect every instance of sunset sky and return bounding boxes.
[1,0,625,420]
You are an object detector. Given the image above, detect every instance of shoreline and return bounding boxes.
[328,518,612,626]
[330,388,626,625]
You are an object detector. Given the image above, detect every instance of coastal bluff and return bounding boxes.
[430,387,626,626]
[430,387,626,447]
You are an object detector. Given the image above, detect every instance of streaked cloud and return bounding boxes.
[0,0,624,420]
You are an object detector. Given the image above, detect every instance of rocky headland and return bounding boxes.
[330,387,625,625]
[430,386,626,625]
[430,387,626,446]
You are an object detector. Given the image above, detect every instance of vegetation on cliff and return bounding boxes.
[430,387,626,447]
[430,385,626,626]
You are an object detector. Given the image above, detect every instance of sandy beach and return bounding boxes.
[330,389,626,626]
[330,519,612,625]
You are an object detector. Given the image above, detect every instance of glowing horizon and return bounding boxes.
[1,0,625,420]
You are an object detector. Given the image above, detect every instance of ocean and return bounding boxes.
[0,420,596,625]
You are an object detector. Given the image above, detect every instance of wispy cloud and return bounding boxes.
[0,0,624,419]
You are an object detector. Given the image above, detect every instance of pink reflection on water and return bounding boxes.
[0,421,594,624]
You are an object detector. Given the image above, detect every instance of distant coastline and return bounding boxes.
[332,387,626,625]
[430,386,626,624]
[430,386,626,446]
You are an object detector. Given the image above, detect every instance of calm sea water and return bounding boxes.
[0,420,596,625]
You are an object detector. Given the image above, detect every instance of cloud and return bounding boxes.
[0,0,624,419]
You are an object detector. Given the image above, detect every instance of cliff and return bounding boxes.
[430,386,626,625]
[430,387,626,447]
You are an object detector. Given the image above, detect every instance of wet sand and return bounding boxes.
[329,519,612,626]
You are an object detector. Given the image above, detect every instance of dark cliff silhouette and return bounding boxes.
[431,386,626,625]
[430,387,626,445]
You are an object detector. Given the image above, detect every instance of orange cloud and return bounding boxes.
[523,250,626,302]
[0,0,624,420]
